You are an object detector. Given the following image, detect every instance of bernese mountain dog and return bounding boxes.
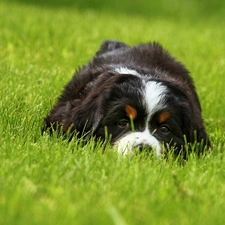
[43,40,210,157]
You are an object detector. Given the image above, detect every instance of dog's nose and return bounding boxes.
[136,144,152,152]
[137,144,144,151]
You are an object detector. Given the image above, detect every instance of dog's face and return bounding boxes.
[44,40,210,157]
[73,69,203,157]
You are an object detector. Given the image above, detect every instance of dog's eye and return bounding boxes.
[160,125,170,133]
[117,119,130,128]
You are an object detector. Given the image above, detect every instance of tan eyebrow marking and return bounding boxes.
[158,112,170,124]
[125,105,137,120]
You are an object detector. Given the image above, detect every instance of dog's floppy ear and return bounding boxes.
[73,104,103,138]
[70,86,106,137]
[96,40,128,56]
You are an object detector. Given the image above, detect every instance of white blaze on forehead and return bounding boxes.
[144,81,167,116]
[114,67,141,77]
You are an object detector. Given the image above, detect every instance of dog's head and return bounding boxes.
[72,69,209,157]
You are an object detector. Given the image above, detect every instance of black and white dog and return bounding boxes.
[43,40,210,157]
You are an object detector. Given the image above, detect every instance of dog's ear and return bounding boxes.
[73,105,103,138]
[96,40,128,56]
[43,99,103,138]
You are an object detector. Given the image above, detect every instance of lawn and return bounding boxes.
[1,0,225,224]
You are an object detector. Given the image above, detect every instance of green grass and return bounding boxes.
[1,0,225,224]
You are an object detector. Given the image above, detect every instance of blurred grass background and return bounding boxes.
[4,0,225,20]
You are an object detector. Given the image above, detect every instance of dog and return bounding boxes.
[43,40,210,157]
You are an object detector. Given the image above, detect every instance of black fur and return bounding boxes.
[43,40,210,156]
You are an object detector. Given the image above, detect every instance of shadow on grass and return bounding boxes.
[6,0,225,21]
